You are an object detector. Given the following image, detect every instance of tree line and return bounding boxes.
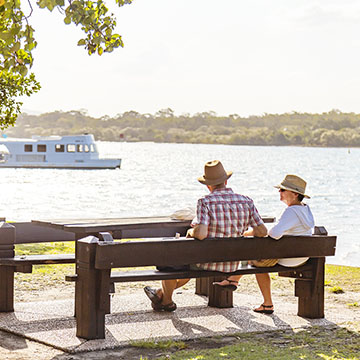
[3,108,360,147]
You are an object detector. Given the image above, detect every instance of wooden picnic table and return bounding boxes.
[31,215,276,239]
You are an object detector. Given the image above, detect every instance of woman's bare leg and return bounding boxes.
[254,273,273,310]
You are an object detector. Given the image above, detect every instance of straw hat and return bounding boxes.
[198,160,233,186]
[274,174,310,198]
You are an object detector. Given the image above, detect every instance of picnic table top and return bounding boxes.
[31,215,276,234]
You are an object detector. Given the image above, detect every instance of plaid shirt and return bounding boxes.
[192,188,264,272]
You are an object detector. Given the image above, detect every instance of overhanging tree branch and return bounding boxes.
[0,0,134,128]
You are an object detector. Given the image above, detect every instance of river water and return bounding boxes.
[0,142,359,267]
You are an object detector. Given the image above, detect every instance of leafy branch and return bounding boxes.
[0,0,133,128]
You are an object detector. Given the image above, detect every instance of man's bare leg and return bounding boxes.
[160,278,190,305]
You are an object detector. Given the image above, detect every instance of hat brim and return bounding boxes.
[198,171,233,186]
[274,185,310,199]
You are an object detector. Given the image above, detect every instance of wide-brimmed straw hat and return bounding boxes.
[198,160,232,186]
[274,174,310,198]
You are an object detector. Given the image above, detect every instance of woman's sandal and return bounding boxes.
[213,279,238,291]
[253,304,274,314]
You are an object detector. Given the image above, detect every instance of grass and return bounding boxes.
[130,339,187,350]
[328,286,345,294]
[134,327,360,360]
[325,264,360,292]
[14,242,76,285]
[347,302,359,308]
[15,241,75,256]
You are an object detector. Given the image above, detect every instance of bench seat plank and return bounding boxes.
[111,263,314,281]
[66,263,313,282]
[0,254,75,266]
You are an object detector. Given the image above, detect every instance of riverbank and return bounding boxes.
[0,263,358,359]
[12,110,360,147]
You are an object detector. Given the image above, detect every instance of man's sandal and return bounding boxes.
[213,279,238,291]
[253,304,274,314]
[144,286,162,305]
[151,301,177,312]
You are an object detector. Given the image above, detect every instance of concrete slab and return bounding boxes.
[0,290,354,354]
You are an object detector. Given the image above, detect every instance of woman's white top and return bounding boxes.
[268,204,315,267]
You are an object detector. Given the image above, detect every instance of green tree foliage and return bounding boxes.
[0,0,133,128]
[0,70,40,129]
[5,109,360,147]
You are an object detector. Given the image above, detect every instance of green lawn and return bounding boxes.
[133,327,360,360]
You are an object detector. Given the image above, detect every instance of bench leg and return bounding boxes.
[75,267,110,339]
[195,278,209,296]
[0,223,15,312]
[0,266,14,312]
[295,257,325,318]
[75,238,112,339]
[207,276,233,308]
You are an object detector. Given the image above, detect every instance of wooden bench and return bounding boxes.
[0,222,76,312]
[0,220,191,312]
[74,230,337,339]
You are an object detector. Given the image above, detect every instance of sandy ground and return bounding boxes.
[1,275,359,360]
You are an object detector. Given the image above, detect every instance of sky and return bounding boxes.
[19,0,360,118]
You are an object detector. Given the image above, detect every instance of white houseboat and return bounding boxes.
[0,134,121,169]
[0,144,10,163]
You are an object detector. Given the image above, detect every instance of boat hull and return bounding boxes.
[0,160,121,169]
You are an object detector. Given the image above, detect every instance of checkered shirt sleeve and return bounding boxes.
[196,198,210,226]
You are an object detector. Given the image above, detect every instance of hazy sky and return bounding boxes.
[20,0,360,118]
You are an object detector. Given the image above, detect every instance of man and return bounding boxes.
[144,160,267,312]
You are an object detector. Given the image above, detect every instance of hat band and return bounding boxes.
[281,180,305,194]
[203,173,229,184]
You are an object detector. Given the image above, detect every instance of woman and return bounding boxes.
[214,174,315,315]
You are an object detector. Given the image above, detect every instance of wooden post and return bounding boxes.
[295,257,325,318]
[0,222,16,312]
[195,278,209,296]
[207,276,233,308]
[75,236,110,339]
[73,232,88,317]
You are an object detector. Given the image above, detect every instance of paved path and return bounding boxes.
[0,289,357,354]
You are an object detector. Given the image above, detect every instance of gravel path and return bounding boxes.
[1,274,358,359]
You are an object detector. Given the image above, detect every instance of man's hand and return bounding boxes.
[186,224,208,240]
[186,228,194,238]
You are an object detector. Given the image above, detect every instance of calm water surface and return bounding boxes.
[1,142,358,267]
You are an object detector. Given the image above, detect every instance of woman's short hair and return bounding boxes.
[297,194,305,202]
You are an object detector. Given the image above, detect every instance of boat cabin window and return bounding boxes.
[77,144,83,152]
[90,144,95,152]
[55,144,65,152]
[67,144,76,152]
[84,144,90,152]
[37,144,46,152]
[24,144,33,152]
